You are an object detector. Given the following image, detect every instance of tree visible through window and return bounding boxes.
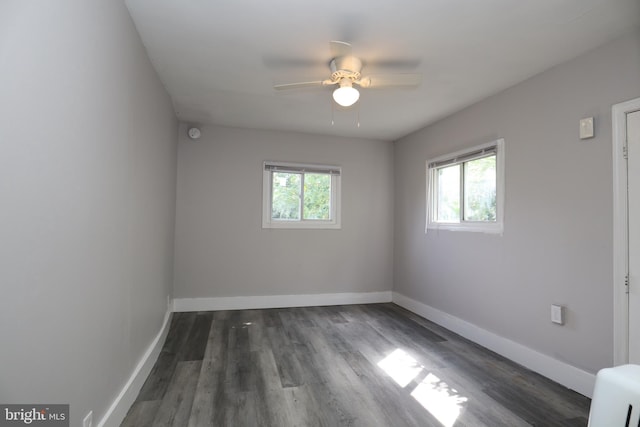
[427,139,504,233]
[271,172,331,220]
[272,172,301,220]
[303,173,331,220]
[263,162,341,229]
[464,156,496,221]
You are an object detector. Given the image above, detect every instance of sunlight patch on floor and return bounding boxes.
[411,372,468,427]
[377,348,423,388]
[377,349,468,427]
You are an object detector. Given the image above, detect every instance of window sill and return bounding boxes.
[426,222,503,234]
[262,220,341,230]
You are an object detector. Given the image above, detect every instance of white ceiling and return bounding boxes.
[125,0,640,141]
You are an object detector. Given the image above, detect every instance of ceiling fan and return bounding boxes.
[273,41,421,108]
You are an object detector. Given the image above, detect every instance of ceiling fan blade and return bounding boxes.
[330,41,352,59]
[358,74,422,88]
[366,58,422,70]
[263,56,324,69]
[273,80,336,90]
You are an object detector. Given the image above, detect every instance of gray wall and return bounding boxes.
[394,29,640,374]
[174,124,394,298]
[0,1,177,425]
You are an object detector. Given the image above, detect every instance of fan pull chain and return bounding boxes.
[329,95,363,128]
[330,96,335,125]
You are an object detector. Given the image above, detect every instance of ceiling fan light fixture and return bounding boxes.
[332,81,360,107]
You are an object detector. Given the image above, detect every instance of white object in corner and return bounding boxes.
[588,364,640,426]
[392,292,595,397]
[173,291,392,312]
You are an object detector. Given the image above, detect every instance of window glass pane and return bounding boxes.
[464,155,496,221]
[271,172,301,220]
[437,164,460,222]
[303,173,331,220]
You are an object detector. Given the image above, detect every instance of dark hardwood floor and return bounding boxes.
[121,303,591,426]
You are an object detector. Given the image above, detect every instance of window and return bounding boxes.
[262,161,341,229]
[426,139,504,233]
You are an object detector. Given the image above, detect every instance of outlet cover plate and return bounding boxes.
[580,117,594,139]
[551,304,564,324]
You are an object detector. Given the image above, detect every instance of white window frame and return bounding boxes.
[262,161,341,229]
[426,138,504,234]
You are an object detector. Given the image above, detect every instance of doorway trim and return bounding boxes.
[613,97,640,366]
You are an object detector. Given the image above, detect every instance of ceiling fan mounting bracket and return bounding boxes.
[329,56,362,83]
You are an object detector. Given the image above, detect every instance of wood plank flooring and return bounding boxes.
[122,303,591,426]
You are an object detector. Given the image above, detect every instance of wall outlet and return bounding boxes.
[83,411,93,427]
[551,304,564,325]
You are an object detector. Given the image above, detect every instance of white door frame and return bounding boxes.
[613,97,640,366]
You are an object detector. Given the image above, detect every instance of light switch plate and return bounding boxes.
[551,304,564,325]
[580,117,594,139]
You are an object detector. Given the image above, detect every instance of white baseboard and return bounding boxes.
[97,306,172,427]
[392,292,596,397]
[173,291,392,312]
